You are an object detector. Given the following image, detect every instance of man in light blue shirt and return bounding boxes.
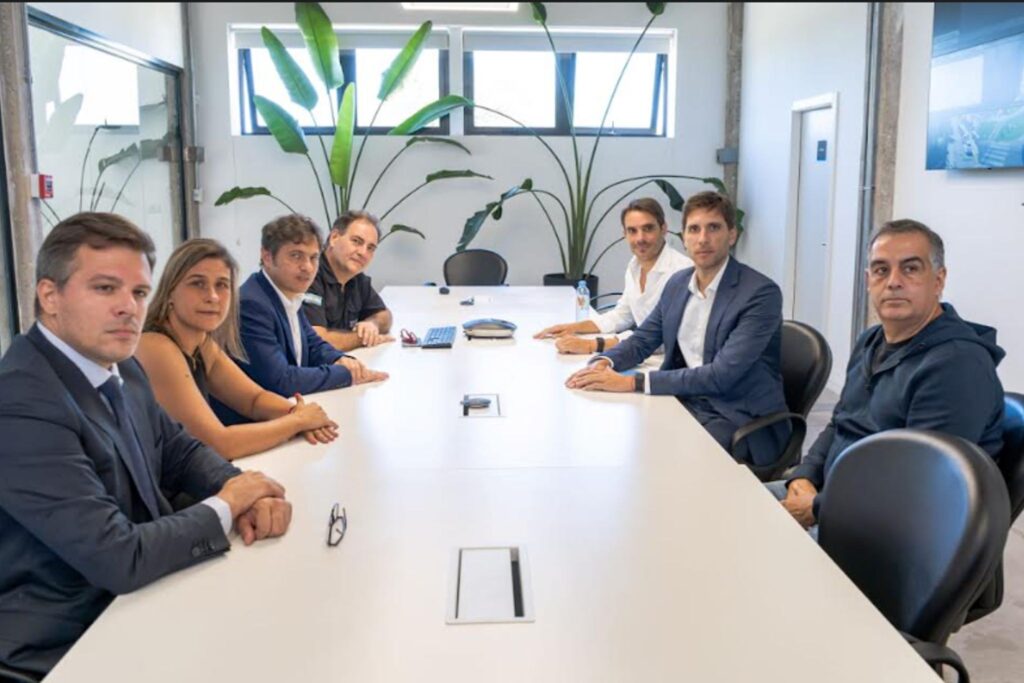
[0,213,291,676]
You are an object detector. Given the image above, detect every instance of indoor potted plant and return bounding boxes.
[456,2,742,294]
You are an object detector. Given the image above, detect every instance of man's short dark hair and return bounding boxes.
[35,212,156,316]
[331,210,382,240]
[261,214,322,257]
[620,197,667,228]
[682,191,736,231]
[869,219,945,269]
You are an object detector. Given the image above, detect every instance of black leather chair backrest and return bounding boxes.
[443,249,508,286]
[780,320,832,416]
[818,429,1010,644]
[999,392,1024,522]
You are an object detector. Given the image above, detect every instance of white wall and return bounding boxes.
[191,2,728,291]
[893,3,1024,390]
[28,3,184,68]
[736,3,869,390]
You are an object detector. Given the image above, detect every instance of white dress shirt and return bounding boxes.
[36,322,233,536]
[678,256,729,369]
[638,256,730,394]
[593,244,692,334]
[263,269,305,366]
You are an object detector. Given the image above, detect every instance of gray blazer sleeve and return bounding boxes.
[0,377,236,596]
[598,286,670,370]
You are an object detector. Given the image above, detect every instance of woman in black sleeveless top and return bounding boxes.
[137,239,338,460]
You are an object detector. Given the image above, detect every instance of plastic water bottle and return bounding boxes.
[575,279,590,322]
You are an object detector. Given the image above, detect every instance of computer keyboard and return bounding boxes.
[421,325,456,349]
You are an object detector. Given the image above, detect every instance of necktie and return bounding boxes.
[98,377,161,519]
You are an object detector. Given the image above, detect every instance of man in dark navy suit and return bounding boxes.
[566,192,789,467]
[0,213,292,676]
[233,214,387,404]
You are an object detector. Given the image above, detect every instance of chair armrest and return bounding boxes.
[0,663,41,683]
[732,412,807,456]
[901,632,969,682]
[590,292,623,313]
[732,412,807,482]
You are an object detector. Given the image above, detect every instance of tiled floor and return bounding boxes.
[806,390,1024,682]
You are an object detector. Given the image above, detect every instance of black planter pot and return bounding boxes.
[543,273,598,298]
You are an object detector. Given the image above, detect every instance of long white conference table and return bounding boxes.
[47,286,938,682]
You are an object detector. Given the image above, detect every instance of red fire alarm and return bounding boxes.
[31,174,54,199]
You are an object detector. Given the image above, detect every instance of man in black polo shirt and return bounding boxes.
[303,210,394,352]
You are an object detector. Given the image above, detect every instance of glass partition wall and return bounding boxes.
[26,9,186,281]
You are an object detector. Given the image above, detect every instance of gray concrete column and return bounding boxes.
[723,2,743,200]
[0,2,44,333]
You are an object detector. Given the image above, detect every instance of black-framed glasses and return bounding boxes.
[328,502,347,547]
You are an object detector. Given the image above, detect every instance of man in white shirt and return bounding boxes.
[535,197,691,354]
[565,192,789,466]
[0,213,291,675]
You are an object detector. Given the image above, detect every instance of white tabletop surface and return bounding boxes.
[46,286,937,682]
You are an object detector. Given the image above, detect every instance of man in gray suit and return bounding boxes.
[0,213,293,676]
[566,192,788,466]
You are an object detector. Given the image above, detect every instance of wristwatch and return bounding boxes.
[595,336,605,353]
[634,373,645,393]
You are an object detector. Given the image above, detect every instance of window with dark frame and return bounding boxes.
[239,47,450,136]
[464,50,668,137]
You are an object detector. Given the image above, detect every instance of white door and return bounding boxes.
[792,107,834,332]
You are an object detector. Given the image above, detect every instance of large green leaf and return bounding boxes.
[378,21,432,100]
[500,178,533,201]
[654,179,684,212]
[530,2,548,23]
[254,96,308,154]
[458,201,499,251]
[646,2,666,16]
[215,186,272,206]
[702,176,728,195]
[388,224,426,240]
[262,27,318,110]
[389,95,472,136]
[296,2,344,89]
[330,83,355,188]
[424,169,492,183]
[406,136,471,154]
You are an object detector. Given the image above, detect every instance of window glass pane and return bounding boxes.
[58,46,139,126]
[29,25,185,281]
[573,52,659,130]
[470,51,555,128]
[355,48,441,128]
[250,47,338,128]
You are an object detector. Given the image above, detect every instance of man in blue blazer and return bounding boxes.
[567,192,788,466]
[233,215,388,406]
[0,214,291,676]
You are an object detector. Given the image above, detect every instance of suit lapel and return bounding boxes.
[256,271,299,365]
[26,326,162,520]
[662,273,693,363]
[702,258,740,364]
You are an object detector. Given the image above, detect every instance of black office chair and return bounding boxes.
[443,249,508,286]
[0,663,40,683]
[732,320,832,481]
[590,292,622,313]
[963,392,1024,624]
[818,429,1011,682]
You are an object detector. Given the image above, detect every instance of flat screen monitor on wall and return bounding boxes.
[927,2,1024,170]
